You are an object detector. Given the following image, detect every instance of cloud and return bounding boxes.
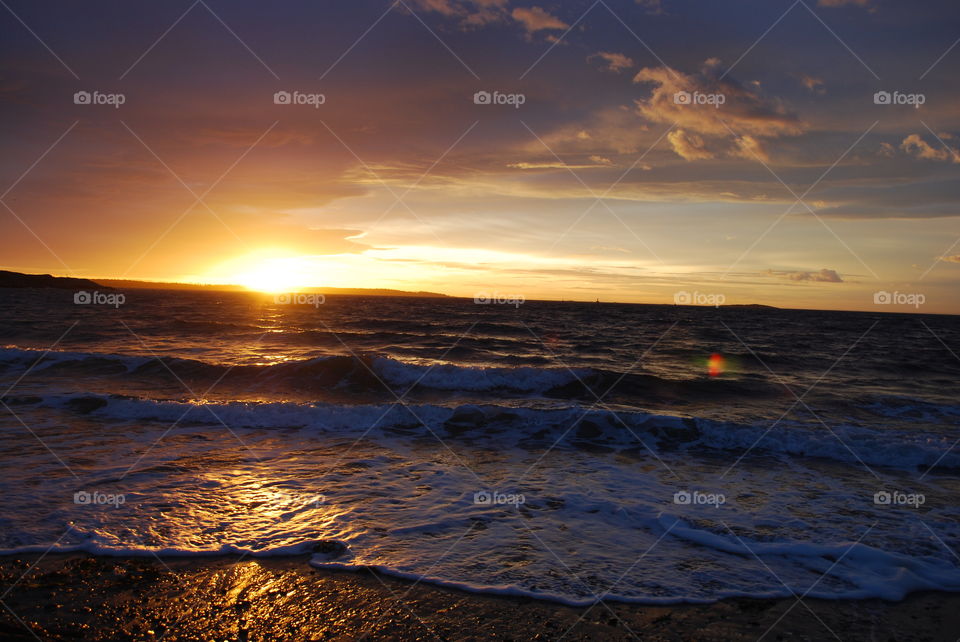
[809,175,960,219]
[667,129,713,160]
[589,51,635,73]
[817,0,870,7]
[193,126,314,148]
[633,59,804,160]
[634,59,804,138]
[764,268,844,282]
[409,0,460,15]
[507,157,612,169]
[635,0,665,14]
[901,134,960,163]
[732,135,769,162]
[796,73,825,94]
[511,6,568,33]
[407,0,509,27]
[940,255,960,263]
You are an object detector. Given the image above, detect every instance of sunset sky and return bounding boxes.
[1,0,959,312]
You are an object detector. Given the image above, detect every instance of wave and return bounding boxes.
[0,346,778,402]
[312,516,960,604]
[23,392,960,470]
[2,516,957,606]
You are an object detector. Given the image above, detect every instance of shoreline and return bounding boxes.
[1,554,958,640]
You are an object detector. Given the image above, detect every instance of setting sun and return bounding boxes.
[226,254,319,293]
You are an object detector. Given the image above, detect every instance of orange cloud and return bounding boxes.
[511,6,568,32]
[408,0,509,27]
[667,129,712,161]
[796,73,825,94]
[634,59,804,138]
[634,59,804,162]
[732,135,769,162]
[589,52,635,73]
[901,134,960,163]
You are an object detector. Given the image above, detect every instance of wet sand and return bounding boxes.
[0,554,958,641]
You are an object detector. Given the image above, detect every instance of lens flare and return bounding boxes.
[708,353,725,377]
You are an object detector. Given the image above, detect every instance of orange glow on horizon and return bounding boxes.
[218,252,321,293]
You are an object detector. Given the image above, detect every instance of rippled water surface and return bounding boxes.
[0,288,958,603]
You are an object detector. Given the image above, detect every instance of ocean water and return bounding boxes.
[0,287,958,604]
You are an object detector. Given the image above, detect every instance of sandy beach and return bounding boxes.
[0,553,957,641]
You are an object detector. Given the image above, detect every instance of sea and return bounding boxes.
[0,287,958,605]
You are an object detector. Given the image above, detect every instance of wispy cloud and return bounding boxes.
[510,6,568,33]
[817,0,870,7]
[589,51,635,73]
[764,268,844,283]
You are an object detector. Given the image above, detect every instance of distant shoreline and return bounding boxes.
[95,278,452,298]
[0,270,450,299]
[1,270,957,316]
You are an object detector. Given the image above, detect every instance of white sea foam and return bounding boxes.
[29,393,960,470]
[3,345,959,605]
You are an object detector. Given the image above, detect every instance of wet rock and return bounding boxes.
[311,540,348,560]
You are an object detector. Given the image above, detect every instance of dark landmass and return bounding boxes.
[93,279,247,292]
[720,304,779,309]
[0,270,106,291]
[0,272,449,298]
[0,554,958,641]
[94,278,450,298]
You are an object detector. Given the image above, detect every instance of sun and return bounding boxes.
[230,255,318,293]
